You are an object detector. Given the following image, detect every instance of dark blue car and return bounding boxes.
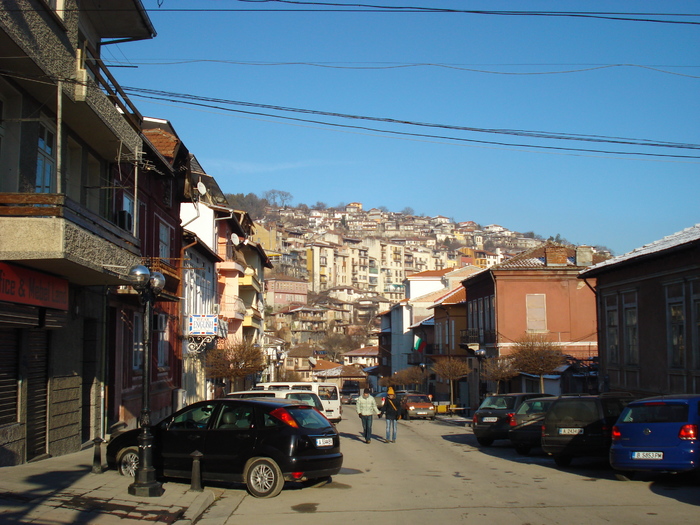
[610,394,700,480]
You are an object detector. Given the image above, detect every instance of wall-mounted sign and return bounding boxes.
[188,314,219,336]
[0,262,69,310]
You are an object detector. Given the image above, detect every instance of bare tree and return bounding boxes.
[510,333,566,393]
[383,366,427,390]
[431,357,472,405]
[481,356,518,394]
[205,340,266,390]
[263,189,293,208]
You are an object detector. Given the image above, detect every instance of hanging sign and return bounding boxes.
[188,314,219,336]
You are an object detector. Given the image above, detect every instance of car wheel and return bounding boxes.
[514,444,531,455]
[554,454,572,467]
[117,447,139,477]
[614,471,635,481]
[476,437,494,447]
[245,457,285,498]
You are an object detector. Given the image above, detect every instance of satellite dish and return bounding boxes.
[197,181,207,196]
[308,356,317,366]
[231,234,240,246]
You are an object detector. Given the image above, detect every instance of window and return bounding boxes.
[693,282,700,369]
[604,294,619,365]
[623,292,639,365]
[526,294,547,332]
[155,313,169,367]
[159,221,171,261]
[132,312,143,370]
[666,283,685,369]
[36,122,56,193]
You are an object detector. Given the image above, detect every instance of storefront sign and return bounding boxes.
[188,314,219,336]
[0,262,69,310]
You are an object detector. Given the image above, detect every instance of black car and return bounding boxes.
[106,398,343,498]
[508,396,557,455]
[541,393,634,467]
[472,393,551,446]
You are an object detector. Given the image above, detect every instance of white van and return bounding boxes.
[227,390,324,414]
[254,382,342,422]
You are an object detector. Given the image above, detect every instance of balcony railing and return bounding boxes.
[460,328,496,345]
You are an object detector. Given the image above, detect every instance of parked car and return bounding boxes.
[508,396,557,454]
[541,393,634,467]
[401,393,436,420]
[610,394,700,481]
[374,390,418,409]
[227,390,325,415]
[472,393,550,446]
[341,392,359,404]
[106,398,343,498]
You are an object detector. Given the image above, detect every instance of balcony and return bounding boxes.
[460,328,496,346]
[240,272,261,293]
[219,296,246,320]
[0,193,140,286]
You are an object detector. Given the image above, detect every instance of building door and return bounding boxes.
[26,329,48,461]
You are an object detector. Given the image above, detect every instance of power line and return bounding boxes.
[122,86,700,151]
[121,85,700,159]
[7,3,700,25]
[102,59,700,79]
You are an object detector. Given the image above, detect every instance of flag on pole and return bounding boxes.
[414,335,426,353]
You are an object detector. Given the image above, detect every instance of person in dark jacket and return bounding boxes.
[378,387,400,443]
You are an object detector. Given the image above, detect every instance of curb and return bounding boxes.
[174,489,218,524]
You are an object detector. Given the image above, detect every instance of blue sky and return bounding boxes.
[106,1,699,255]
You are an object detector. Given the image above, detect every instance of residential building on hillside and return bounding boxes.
[265,274,309,312]
[579,224,700,397]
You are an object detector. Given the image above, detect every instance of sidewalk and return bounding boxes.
[0,447,218,524]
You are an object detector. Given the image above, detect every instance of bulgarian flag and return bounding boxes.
[414,335,426,353]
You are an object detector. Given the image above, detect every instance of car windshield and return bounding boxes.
[480,396,515,410]
[405,395,430,403]
[620,402,689,424]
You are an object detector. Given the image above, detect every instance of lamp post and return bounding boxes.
[474,348,486,404]
[128,264,165,497]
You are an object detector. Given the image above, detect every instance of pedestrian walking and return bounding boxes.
[378,387,400,443]
[355,388,379,443]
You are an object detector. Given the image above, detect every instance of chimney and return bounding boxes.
[575,245,594,267]
[544,246,568,267]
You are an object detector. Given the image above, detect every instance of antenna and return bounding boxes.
[231,234,240,246]
[197,181,207,196]
[308,356,317,366]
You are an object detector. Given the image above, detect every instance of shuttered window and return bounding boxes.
[0,328,19,426]
[526,294,547,332]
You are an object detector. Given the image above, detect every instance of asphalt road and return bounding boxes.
[196,406,700,525]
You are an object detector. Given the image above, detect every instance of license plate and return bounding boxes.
[559,428,584,435]
[316,437,333,447]
[416,412,427,415]
[482,417,498,423]
[632,451,663,460]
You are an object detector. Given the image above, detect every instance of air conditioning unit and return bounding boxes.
[117,210,133,232]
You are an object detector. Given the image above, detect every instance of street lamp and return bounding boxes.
[474,348,487,403]
[128,264,166,497]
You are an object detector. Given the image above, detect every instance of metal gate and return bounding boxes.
[26,330,48,461]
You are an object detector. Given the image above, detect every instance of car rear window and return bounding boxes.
[516,399,554,415]
[286,393,323,411]
[288,406,334,429]
[550,400,599,424]
[480,396,515,410]
[620,402,689,424]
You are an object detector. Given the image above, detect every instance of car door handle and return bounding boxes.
[188,434,201,441]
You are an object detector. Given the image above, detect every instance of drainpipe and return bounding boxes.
[56,81,62,193]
